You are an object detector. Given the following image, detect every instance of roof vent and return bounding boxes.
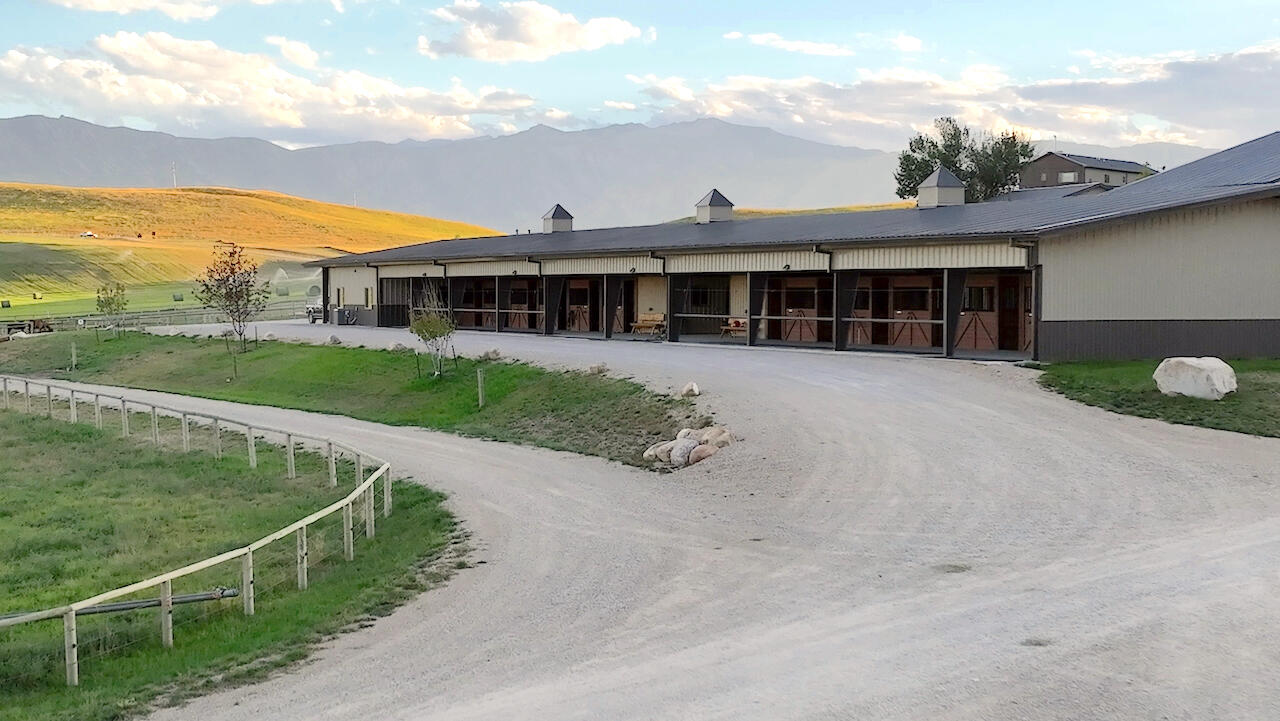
[542,204,573,233]
[916,167,965,208]
[695,189,733,223]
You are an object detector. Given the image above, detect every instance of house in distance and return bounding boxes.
[1021,151,1156,188]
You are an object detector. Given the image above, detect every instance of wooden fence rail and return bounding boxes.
[0,374,394,688]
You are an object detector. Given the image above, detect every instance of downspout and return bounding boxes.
[648,250,666,275]
[812,244,832,273]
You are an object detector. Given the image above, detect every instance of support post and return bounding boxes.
[160,579,173,648]
[342,503,354,560]
[357,455,364,485]
[63,610,78,687]
[213,419,222,459]
[296,526,308,590]
[121,399,130,437]
[383,466,392,517]
[747,272,767,346]
[327,441,337,487]
[603,274,624,339]
[68,390,77,424]
[150,406,160,444]
[833,270,860,351]
[943,269,968,358]
[246,427,257,469]
[181,414,190,452]
[1,377,7,409]
[477,368,485,408]
[94,394,102,429]
[666,275,685,343]
[45,385,53,417]
[285,434,296,479]
[364,486,375,538]
[24,380,31,413]
[542,276,566,336]
[241,551,255,615]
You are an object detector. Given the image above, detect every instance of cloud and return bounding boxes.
[417,1,642,62]
[891,33,922,52]
[626,42,1280,149]
[42,0,289,21]
[603,100,636,110]
[265,36,319,69]
[0,31,545,144]
[723,31,853,57]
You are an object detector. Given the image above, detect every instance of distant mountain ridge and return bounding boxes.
[0,115,1215,230]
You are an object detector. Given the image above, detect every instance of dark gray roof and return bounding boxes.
[542,204,573,219]
[696,189,733,207]
[920,166,964,188]
[313,131,1280,267]
[1040,152,1152,174]
[992,183,1109,202]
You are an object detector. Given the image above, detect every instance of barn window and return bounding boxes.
[894,287,930,312]
[962,287,994,312]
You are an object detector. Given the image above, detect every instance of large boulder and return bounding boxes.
[688,444,719,465]
[669,438,701,467]
[678,381,700,398]
[326,334,342,346]
[1153,357,1237,400]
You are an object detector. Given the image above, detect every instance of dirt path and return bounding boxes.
[106,321,1280,718]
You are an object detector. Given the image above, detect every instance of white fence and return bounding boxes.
[32,300,309,333]
[0,374,394,687]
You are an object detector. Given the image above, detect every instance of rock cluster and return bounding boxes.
[642,425,733,468]
[479,348,502,361]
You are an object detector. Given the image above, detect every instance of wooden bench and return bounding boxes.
[631,312,666,336]
[720,317,748,338]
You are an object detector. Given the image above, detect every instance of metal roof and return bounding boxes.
[991,183,1109,202]
[542,204,573,219]
[696,189,733,207]
[920,166,965,188]
[313,131,1280,267]
[1040,152,1152,174]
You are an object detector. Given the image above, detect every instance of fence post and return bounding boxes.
[327,442,337,487]
[383,466,392,518]
[357,455,364,486]
[342,503,354,560]
[2,377,7,409]
[181,414,190,452]
[364,486,375,539]
[68,390,77,424]
[213,419,222,459]
[296,527,308,590]
[24,380,30,413]
[63,610,78,687]
[45,385,53,417]
[160,579,173,648]
[477,368,485,408]
[285,434,296,479]
[246,427,257,469]
[121,399,130,437]
[94,394,102,429]
[241,551,255,616]
[151,406,160,445]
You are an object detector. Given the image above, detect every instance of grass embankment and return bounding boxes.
[1039,359,1280,437]
[0,182,498,319]
[0,405,454,721]
[0,332,703,465]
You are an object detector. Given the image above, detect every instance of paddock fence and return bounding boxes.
[0,374,394,688]
[28,299,310,333]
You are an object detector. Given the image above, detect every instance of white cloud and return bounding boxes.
[43,0,290,21]
[0,31,544,143]
[603,100,636,110]
[418,1,642,63]
[891,33,922,52]
[265,36,319,69]
[723,31,853,57]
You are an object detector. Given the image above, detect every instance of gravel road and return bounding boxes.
[106,321,1280,718]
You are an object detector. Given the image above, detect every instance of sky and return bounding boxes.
[1,0,1278,150]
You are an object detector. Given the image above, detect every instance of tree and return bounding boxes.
[95,282,128,337]
[894,117,1035,202]
[194,242,270,351]
[408,287,455,377]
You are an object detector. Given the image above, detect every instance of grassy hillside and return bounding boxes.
[0,183,497,319]
[670,200,914,222]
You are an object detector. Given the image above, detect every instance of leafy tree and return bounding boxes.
[408,286,455,377]
[95,282,128,337]
[194,242,270,351]
[895,117,1035,202]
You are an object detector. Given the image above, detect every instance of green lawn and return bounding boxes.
[0,331,704,465]
[0,406,455,721]
[1039,359,1280,437]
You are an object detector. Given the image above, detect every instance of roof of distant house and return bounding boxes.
[1036,152,1153,174]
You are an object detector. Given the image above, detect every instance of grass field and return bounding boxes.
[0,405,455,721]
[0,331,705,465]
[1039,359,1280,437]
[0,182,498,320]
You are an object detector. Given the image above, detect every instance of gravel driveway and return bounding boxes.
[119,320,1280,719]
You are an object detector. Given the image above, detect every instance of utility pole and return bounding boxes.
[171,162,177,188]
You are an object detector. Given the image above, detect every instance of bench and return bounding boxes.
[631,312,666,336]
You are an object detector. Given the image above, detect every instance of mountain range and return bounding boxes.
[0,115,1215,230]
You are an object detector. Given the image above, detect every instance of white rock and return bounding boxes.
[9,331,30,339]
[678,381,700,398]
[587,362,608,375]
[655,440,679,463]
[688,444,719,465]
[669,438,701,467]
[676,428,696,440]
[642,441,667,461]
[262,333,277,341]
[708,430,734,448]
[387,342,409,351]
[1153,357,1237,400]
[326,334,342,346]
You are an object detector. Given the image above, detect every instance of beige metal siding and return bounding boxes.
[375,263,445,278]
[636,275,667,314]
[667,249,828,274]
[444,259,542,277]
[331,266,376,305]
[728,274,749,317]
[1041,199,1280,321]
[541,255,664,275]
[831,243,1026,270]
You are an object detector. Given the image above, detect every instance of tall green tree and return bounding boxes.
[894,117,1035,202]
